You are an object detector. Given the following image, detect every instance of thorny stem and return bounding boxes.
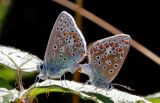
[16,70,24,91]
[16,70,36,102]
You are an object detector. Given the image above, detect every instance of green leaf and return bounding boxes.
[0,77,13,90]
[0,88,19,103]
[21,80,150,103]
[145,92,160,103]
[22,80,99,103]
[0,45,42,83]
[81,92,113,103]
[147,98,160,103]
[0,45,42,72]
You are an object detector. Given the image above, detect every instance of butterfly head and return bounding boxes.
[37,62,65,80]
[37,62,48,80]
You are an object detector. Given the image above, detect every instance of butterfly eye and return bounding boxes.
[38,63,44,71]
[37,63,44,72]
[107,83,113,91]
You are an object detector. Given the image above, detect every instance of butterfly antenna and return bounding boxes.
[112,83,135,91]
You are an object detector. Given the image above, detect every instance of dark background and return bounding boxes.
[0,0,160,103]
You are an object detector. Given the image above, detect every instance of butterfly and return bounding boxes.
[37,11,87,80]
[79,34,131,90]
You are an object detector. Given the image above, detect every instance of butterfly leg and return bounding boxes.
[97,88,104,94]
[91,87,98,93]
[35,76,38,83]
[60,77,64,87]
[63,73,70,90]
[35,75,40,84]
[47,76,51,85]
[50,79,51,85]
[76,80,90,92]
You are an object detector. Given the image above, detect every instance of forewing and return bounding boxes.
[88,34,131,82]
[44,11,86,69]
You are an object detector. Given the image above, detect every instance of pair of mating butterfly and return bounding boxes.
[37,11,131,91]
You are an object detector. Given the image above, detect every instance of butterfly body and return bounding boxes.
[80,64,112,89]
[80,34,131,90]
[37,11,86,80]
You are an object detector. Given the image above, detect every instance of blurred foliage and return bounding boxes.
[0,45,41,84]
[0,64,38,83]
[0,77,13,90]
[0,0,11,31]
[147,98,160,103]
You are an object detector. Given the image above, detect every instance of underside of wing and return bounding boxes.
[44,11,87,69]
[88,34,131,82]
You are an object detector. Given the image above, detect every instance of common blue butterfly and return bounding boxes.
[79,34,131,90]
[37,11,87,80]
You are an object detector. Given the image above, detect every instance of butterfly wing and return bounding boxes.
[88,34,131,83]
[44,11,86,73]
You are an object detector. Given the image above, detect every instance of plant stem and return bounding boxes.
[17,70,24,91]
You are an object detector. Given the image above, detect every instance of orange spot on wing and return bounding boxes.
[104,44,109,48]
[93,49,98,52]
[73,34,77,38]
[109,43,114,46]
[58,34,62,37]
[76,43,81,47]
[125,41,129,45]
[119,48,123,52]
[115,43,119,47]
[74,38,79,42]
[121,52,124,57]
[70,32,74,35]
[99,46,104,49]
[79,51,83,53]
[121,39,124,42]
[64,32,67,35]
